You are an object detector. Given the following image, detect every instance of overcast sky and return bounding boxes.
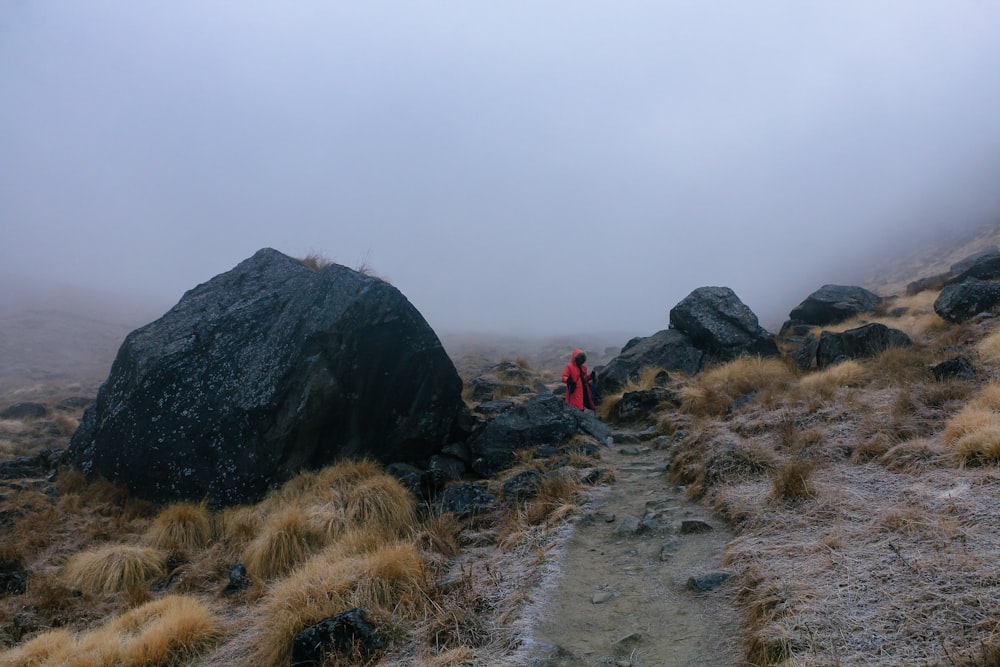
[3,2,1000,336]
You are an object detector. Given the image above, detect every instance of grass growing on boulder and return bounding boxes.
[145,501,213,551]
[596,366,668,421]
[60,544,167,594]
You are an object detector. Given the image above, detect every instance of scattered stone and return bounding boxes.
[614,389,676,422]
[679,520,713,534]
[614,516,644,536]
[291,608,384,667]
[659,537,682,561]
[592,590,616,604]
[0,403,47,420]
[787,284,882,326]
[686,572,732,592]
[503,469,544,500]
[613,631,646,654]
[789,333,820,371]
[934,278,1000,324]
[435,482,496,518]
[0,558,27,596]
[816,323,912,368]
[932,357,976,381]
[670,286,780,362]
[428,454,466,482]
[473,400,514,416]
[222,564,250,596]
[534,444,562,459]
[57,396,94,410]
[65,248,466,506]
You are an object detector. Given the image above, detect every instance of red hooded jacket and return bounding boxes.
[562,348,594,410]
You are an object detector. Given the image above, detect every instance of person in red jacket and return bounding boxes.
[562,348,595,410]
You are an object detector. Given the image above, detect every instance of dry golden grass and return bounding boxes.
[417,513,462,557]
[145,501,213,551]
[250,543,429,667]
[60,544,166,594]
[770,459,817,503]
[795,359,867,399]
[596,365,667,421]
[978,328,1000,364]
[944,384,1000,464]
[242,506,322,581]
[0,628,76,666]
[1,596,220,667]
[679,356,794,417]
[344,475,417,537]
[523,470,583,526]
[298,253,332,272]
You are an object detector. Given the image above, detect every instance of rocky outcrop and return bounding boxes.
[786,285,881,327]
[65,248,465,506]
[934,278,1000,323]
[0,403,47,420]
[908,246,1000,295]
[669,286,779,362]
[468,393,611,476]
[815,323,912,368]
[596,330,703,395]
[292,608,384,667]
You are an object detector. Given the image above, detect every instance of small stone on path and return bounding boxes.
[679,519,713,534]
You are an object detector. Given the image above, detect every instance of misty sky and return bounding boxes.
[3,2,1000,336]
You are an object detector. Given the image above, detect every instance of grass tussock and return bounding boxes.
[671,428,777,500]
[145,501,213,551]
[523,471,583,526]
[298,253,332,272]
[345,475,417,537]
[0,628,77,666]
[943,384,1000,464]
[771,459,818,503]
[242,506,322,581]
[250,543,429,667]
[795,360,867,399]
[978,328,1000,365]
[60,544,166,594]
[679,357,794,416]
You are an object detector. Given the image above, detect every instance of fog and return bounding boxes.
[3,2,1000,338]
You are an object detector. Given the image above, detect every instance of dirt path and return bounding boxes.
[524,429,743,666]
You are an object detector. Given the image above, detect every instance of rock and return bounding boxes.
[291,608,384,667]
[222,564,250,596]
[906,273,952,296]
[441,442,472,465]
[468,378,500,402]
[435,482,496,517]
[502,469,544,500]
[679,520,713,534]
[0,403,47,420]
[428,455,466,482]
[934,278,1000,323]
[686,571,731,592]
[614,516,643,535]
[613,389,675,423]
[0,558,27,596]
[787,285,882,326]
[948,251,1000,284]
[533,444,562,459]
[0,453,53,480]
[932,357,976,381]
[592,590,616,604]
[596,330,704,395]
[952,246,1000,274]
[469,394,610,477]
[669,286,779,362]
[58,397,94,410]
[473,400,514,416]
[816,323,912,369]
[65,249,465,506]
[789,333,819,371]
[659,537,682,561]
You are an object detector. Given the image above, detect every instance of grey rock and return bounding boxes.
[932,356,976,381]
[670,286,779,362]
[934,278,1000,323]
[788,284,882,326]
[596,330,704,395]
[503,468,544,500]
[592,590,616,604]
[614,515,643,535]
[435,482,496,517]
[0,403,47,420]
[65,248,465,506]
[679,519,713,534]
[686,571,732,592]
[816,323,912,368]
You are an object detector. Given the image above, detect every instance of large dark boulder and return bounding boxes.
[0,403,48,420]
[787,285,881,326]
[65,248,465,506]
[596,330,703,395]
[468,393,611,476]
[949,250,1000,284]
[669,287,779,362]
[816,323,912,368]
[934,278,1000,323]
[906,247,1000,295]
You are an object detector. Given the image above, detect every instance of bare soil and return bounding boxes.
[523,428,742,666]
